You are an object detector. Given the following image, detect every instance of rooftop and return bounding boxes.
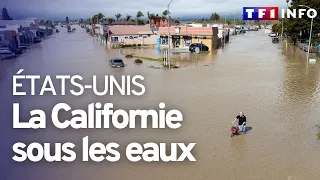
[158,26,216,35]
[0,20,32,27]
[106,25,153,35]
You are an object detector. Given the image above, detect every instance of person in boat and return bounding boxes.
[232,112,246,133]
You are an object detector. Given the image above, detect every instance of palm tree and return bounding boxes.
[147,11,155,26]
[97,13,105,23]
[115,13,122,21]
[107,17,115,25]
[125,14,132,25]
[91,15,98,24]
[162,10,169,25]
[136,11,144,25]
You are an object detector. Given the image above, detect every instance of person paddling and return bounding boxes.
[232,112,246,133]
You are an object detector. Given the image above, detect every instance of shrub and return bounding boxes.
[125,54,133,58]
[134,59,143,64]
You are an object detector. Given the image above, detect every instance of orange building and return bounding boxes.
[150,17,174,27]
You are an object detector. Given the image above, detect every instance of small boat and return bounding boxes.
[272,37,279,43]
[0,50,16,60]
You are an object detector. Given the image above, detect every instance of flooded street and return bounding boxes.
[1,26,320,180]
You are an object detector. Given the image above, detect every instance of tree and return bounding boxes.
[162,10,169,25]
[125,14,132,25]
[137,19,145,25]
[87,18,92,24]
[147,11,155,25]
[282,0,320,43]
[226,18,231,25]
[115,13,122,21]
[107,17,115,25]
[91,15,97,24]
[2,8,11,20]
[136,11,144,25]
[66,16,69,24]
[79,18,83,24]
[96,13,104,23]
[210,12,220,22]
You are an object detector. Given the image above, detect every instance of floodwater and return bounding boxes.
[1,26,320,180]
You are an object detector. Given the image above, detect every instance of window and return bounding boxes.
[125,37,128,39]
[134,36,138,38]
[148,34,151,37]
[139,35,142,37]
[111,37,119,43]
[143,36,147,38]
[129,36,133,39]
[113,59,123,63]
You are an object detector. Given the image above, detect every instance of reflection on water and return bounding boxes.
[0,27,320,180]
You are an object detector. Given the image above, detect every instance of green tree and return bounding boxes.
[136,11,144,25]
[125,14,132,25]
[226,18,231,25]
[91,15,97,24]
[162,10,169,17]
[210,12,220,21]
[282,0,320,42]
[137,19,145,25]
[107,17,115,25]
[147,11,155,25]
[2,7,11,20]
[115,13,121,21]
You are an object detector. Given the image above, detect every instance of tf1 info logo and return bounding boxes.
[243,7,318,20]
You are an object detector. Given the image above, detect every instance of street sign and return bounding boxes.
[195,47,200,54]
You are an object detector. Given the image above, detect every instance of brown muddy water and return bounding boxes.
[0,26,320,180]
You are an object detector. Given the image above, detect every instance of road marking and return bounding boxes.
[85,85,92,89]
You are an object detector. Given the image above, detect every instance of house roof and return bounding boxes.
[102,20,136,26]
[158,26,215,35]
[0,20,31,27]
[107,25,153,35]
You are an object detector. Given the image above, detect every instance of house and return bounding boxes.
[150,17,174,27]
[157,26,222,50]
[0,30,19,49]
[105,25,157,48]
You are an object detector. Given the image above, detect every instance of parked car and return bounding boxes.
[0,46,22,55]
[33,37,41,43]
[12,48,23,54]
[189,43,209,52]
[19,44,29,49]
[109,58,125,68]
[269,32,277,37]
[0,49,17,60]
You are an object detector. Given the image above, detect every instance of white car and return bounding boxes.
[269,32,277,37]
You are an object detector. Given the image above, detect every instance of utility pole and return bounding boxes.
[167,0,173,69]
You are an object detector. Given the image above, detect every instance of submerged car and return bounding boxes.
[189,43,209,52]
[109,58,125,67]
[19,44,29,49]
[272,37,279,43]
[33,37,41,43]
[0,49,17,60]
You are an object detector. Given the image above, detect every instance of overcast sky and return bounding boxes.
[1,0,288,20]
